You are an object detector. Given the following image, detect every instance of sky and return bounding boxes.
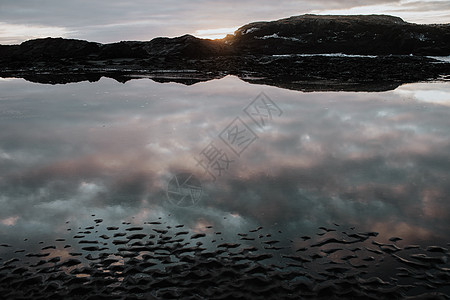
[0,0,450,44]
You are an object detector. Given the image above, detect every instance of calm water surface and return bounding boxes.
[0,76,449,297]
[1,76,449,243]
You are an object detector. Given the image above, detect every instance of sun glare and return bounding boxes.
[194,27,239,39]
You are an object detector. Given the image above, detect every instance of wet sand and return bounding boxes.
[1,216,449,299]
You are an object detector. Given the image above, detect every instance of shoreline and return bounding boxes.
[1,55,449,92]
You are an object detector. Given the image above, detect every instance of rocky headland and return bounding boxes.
[1,14,449,91]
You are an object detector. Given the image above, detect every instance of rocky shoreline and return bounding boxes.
[1,54,449,92]
[1,14,450,91]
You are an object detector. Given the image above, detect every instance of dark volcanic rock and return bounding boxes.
[98,41,148,59]
[229,14,450,56]
[142,34,230,58]
[3,54,448,92]
[0,35,228,62]
[93,35,229,59]
[2,37,101,61]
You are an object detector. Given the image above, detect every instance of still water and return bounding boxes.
[0,76,449,298]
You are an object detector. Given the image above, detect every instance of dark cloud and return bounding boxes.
[3,0,449,44]
[389,0,450,13]
[0,0,398,27]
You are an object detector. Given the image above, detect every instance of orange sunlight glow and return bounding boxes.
[194,27,238,39]
[1,216,19,226]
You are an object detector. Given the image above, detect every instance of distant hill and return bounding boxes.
[1,14,449,62]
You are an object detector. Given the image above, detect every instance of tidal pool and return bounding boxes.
[0,76,449,298]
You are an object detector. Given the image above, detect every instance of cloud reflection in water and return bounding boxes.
[0,76,449,249]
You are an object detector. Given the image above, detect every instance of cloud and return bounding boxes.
[1,0,449,44]
[311,0,450,24]
[0,22,74,45]
[394,83,450,106]
[195,27,239,39]
[0,216,19,226]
